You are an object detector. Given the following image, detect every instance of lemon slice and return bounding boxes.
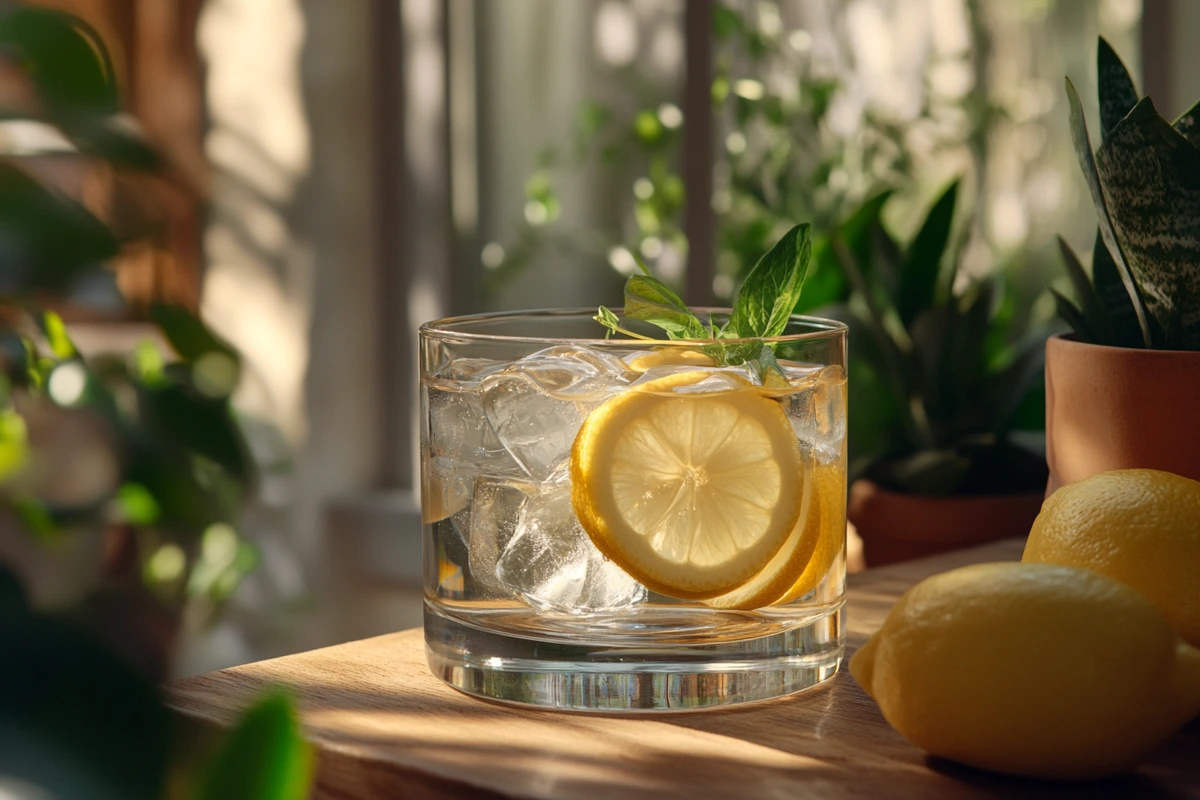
[775,462,845,604]
[422,463,471,523]
[706,461,844,609]
[570,370,805,599]
[626,348,715,373]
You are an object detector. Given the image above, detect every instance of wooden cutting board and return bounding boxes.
[167,539,1200,799]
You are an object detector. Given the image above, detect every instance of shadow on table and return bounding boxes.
[168,635,1200,800]
[661,675,1200,800]
[924,758,1183,800]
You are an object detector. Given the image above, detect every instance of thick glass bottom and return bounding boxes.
[424,600,844,712]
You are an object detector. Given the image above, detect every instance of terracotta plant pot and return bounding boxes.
[848,479,1046,567]
[1045,334,1200,495]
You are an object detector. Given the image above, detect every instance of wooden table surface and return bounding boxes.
[168,539,1200,799]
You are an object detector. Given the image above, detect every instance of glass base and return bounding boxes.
[424,600,844,712]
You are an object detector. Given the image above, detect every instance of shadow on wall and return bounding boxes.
[187,0,389,672]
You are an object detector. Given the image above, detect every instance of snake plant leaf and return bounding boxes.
[820,301,910,469]
[1057,236,1112,343]
[1051,287,1089,341]
[795,237,846,312]
[1174,100,1200,147]
[984,327,1049,434]
[909,306,955,426]
[1090,232,1144,346]
[800,191,894,315]
[1065,77,1154,347]
[1097,36,1140,140]
[896,180,959,325]
[840,189,895,294]
[883,448,971,496]
[912,281,995,446]
[955,279,997,384]
[1094,96,1200,349]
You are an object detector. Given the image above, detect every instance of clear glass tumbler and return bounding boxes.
[420,309,847,711]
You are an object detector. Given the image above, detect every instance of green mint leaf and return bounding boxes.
[632,252,654,277]
[623,274,708,340]
[747,344,790,387]
[728,223,812,339]
[594,306,621,338]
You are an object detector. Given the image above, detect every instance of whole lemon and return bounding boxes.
[1024,468,1200,646]
[850,562,1200,780]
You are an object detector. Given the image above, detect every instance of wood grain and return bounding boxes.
[167,539,1200,799]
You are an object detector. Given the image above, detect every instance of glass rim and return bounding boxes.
[419,307,848,347]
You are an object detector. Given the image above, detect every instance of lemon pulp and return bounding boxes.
[570,371,805,599]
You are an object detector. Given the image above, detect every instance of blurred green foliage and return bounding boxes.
[829,182,1051,495]
[0,6,310,798]
[491,1,1051,494]
[487,1,936,306]
[194,692,314,800]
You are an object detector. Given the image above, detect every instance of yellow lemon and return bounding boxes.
[850,562,1200,780]
[706,460,844,610]
[570,371,804,599]
[1024,468,1200,647]
[626,348,715,372]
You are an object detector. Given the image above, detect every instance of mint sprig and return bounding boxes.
[726,224,812,340]
[595,223,813,377]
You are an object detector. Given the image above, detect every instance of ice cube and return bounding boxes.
[428,387,522,476]
[480,346,632,479]
[467,476,537,598]
[482,373,584,480]
[777,360,823,384]
[422,455,473,523]
[496,477,645,613]
[428,388,491,460]
[788,365,847,464]
[436,357,508,388]
[516,345,632,400]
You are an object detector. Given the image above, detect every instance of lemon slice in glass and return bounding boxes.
[706,460,844,609]
[626,347,715,373]
[570,370,805,599]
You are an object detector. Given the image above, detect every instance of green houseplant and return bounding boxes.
[487,1,942,311]
[1046,37,1200,493]
[0,7,310,798]
[829,182,1050,565]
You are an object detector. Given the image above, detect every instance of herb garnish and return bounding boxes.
[595,223,812,378]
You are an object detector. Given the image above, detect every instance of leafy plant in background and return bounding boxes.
[0,6,309,798]
[831,181,1050,495]
[1054,37,1200,350]
[489,0,934,308]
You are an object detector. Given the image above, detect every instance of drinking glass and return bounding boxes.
[420,309,847,711]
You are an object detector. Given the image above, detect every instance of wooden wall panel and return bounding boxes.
[17,0,206,312]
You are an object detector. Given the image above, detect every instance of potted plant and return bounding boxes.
[1047,38,1200,494]
[829,182,1050,566]
[0,8,311,797]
